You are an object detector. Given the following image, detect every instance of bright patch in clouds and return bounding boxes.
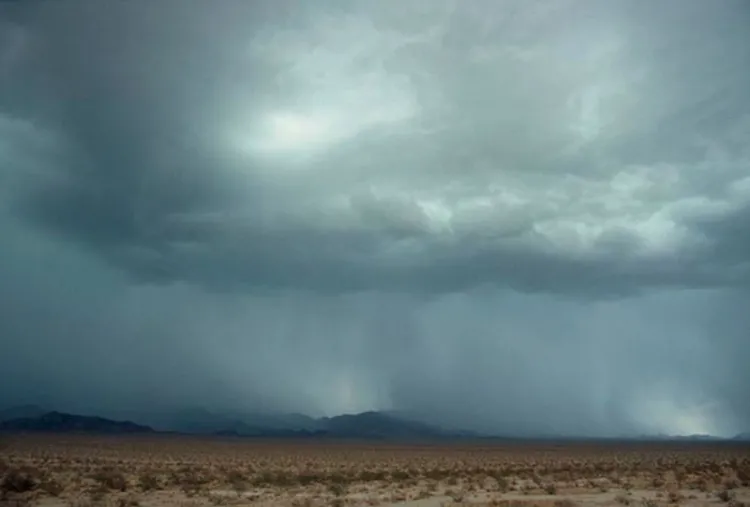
[259,111,335,154]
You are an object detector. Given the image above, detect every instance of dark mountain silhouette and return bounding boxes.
[319,411,445,439]
[4,406,738,442]
[141,408,320,435]
[0,411,154,434]
[0,406,452,440]
[151,408,450,440]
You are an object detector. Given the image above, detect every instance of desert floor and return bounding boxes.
[1,434,748,507]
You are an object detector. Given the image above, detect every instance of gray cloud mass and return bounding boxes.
[1,0,749,437]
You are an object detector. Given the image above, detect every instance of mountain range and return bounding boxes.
[0,406,460,440]
[1,405,748,442]
[0,410,153,434]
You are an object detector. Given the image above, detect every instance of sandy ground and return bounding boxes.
[19,483,750,507]
[2,434,749,507]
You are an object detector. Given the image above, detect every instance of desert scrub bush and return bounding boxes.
[724,478,741,490]
[328,482,346,497]
[650,476,665,488]
[90,467,128,492]
[446,488,465,503]
[137,470,160,491]
[297,471,324,485]
[390,469,412,482]
[252,470,297,487]
[416,488,433,500]
[615,493,631,505]
[493,475,510,492]
[1,466,39,494]
[38,477,64,497]
[718,489,736,503]
[423,467,451,481]
[227,474,247,496]
[115,495,141,507]
[544,483,558,495]
[325,471,351,487]
[667,491,683,504]
[170,466,210,496]
[357,469,387,482]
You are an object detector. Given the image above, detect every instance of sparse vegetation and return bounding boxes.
[0,434,747,506]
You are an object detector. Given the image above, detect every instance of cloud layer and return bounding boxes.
[1,0,749,437]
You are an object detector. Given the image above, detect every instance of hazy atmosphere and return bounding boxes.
[1,0,749,438]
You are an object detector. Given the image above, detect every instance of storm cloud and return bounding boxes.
[1,0,749,437]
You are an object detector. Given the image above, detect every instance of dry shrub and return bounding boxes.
[358,469,387,482]
[1,466,39,494]
[115,495,141,507]
[390,469,411,481]
[493,474,510,492]
[297,471,323,485]
[667,491,683,504]
[615,493,631,505]
[724,478,742,490]
[446,488,465,503]
[651,476,665,488]
[38,478,64,497]
[252,470,297,487]
[137,470,160,491]
[424,467,451,481]
[328,482,346,497]
[171,466,210,496]
[718,489,735,503]
[90,467,128,492]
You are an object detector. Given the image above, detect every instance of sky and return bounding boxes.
[1,0,749,438]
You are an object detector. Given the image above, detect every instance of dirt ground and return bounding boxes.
[1,434,748,507]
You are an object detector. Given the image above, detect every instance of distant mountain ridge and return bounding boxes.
[146,408,456,440]
[0,406,457,440]
[0,411,154,434]
[1,405,747,442]
[143,407,321,435]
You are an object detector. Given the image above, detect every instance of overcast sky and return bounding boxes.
[1,0,749,438]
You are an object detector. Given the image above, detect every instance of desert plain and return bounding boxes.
[1,434,749,507]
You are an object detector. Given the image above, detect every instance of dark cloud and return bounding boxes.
[1,0,749,437]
